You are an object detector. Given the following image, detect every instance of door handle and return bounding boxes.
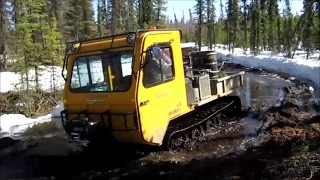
[139,100,149,107]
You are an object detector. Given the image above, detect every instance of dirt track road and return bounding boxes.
[0,63,319,180]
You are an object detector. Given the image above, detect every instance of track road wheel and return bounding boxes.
[199,125,205,135]
[212,116,222,125]
[205,119,215,131]
[191,127,201,138]
[183,133,190,141]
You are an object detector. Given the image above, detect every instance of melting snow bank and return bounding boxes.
[0,103,64,138]
[217,49,320,88]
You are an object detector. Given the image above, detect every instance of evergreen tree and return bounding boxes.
[206,0,215,49]
[283,0,294,57]
[0,0,10,68]
[188,8,195,42]
[301,0,316,59]
[241,0,248,51]
[249,0,259,54]
[260,0,268,50]
[138,0,154,28]
[174,12,178,28]
[80,0,96,38]
[216,0,226,45]
[97,0,108,37]
[153,0,167,27]
[127,0,138,31]
[226,0,241,52]
[255,0,261,53]
[267,0,277,52]
[276,2,282,53]
[194,0,207,50]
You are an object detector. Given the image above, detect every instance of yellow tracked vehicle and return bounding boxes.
[60,27,245,150]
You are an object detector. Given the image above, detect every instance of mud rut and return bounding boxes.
[0,63,319,180]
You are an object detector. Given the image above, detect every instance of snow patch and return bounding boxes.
[181,42,196,48]
[0,65,64,93]
[0,113,53,137]
[0,72,20,93]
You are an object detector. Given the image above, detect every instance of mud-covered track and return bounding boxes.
[163,96,242,150]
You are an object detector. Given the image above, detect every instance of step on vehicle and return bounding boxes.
[60,26,245,151]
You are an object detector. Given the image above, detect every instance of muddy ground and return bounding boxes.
[0,63,319,180]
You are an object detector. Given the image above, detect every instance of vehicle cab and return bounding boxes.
[60,28,186,147]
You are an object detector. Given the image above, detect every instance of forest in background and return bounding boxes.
[0,0,319,116]
[1,0,319,68]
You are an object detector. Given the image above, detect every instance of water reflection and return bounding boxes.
[245,74,251,105]
[235,73,292,107]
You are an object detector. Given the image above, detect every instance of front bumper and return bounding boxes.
[62,116,100,146]
[60,109,139,147]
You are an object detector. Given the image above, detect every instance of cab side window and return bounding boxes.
[142,46,174,87]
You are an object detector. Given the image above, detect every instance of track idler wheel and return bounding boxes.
[164,134,178,151]
[168,138,176,151]
[167,134,186,151]
[230,96,242,118]
[220,96,242,119]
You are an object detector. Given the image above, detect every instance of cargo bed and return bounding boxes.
[195,70,245,106]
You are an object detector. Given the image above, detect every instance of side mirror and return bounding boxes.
[126,34,135,44]
[145,46,161,66]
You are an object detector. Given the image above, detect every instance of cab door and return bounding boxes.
[137,33,186,145]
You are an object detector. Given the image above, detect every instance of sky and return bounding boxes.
[167,0,304,20]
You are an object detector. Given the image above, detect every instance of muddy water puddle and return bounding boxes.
[236,72,294,106]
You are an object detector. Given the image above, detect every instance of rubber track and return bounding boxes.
[163,96,242,150]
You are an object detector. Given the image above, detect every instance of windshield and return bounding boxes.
[69,51,133,93]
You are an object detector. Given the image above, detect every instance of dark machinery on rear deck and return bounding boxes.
[60,27,245,151]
